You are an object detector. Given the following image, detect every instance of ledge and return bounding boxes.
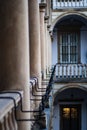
[52,7,87,12]
[30,77,38,87]
[0,91,23,120]
[39,3,47,9]
[54,77,87,83]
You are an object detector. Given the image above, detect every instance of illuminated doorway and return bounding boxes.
[60,104,81,130]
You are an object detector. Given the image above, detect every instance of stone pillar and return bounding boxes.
[49,31,52,68]
[46,0,52,28]
[46,0,50,16]
[47,25,52,70]
[44,16,49,73]
[40,3,47,79]
[0,0,30,130]
[29,0,42,104]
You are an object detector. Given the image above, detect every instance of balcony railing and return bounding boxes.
[54,64,87,80]
[51,0,87,9]
[0,92,22,130]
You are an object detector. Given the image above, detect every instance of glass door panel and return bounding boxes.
[60,105,81,130]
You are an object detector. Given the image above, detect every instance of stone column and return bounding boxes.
[49,31,52,68]
[40,3,47,79]
[47,25,52,70]
[44,16,49,73]
[29,0,42,104]
[0,0,30,130]
[46,0,50,16]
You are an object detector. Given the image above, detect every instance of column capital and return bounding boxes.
[49,30,53,41]
[47,24,51,30]
[44,15,49,20]
[49,30,53,36]
[39,3,47,12]
[44,15,49,23]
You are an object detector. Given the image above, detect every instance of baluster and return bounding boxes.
[57,0,59,7]
[82,64,84,78]
[68,0,69,7]
[8,111,15,130]
[58,65,60,78]
[62,65,64,78]
[85,64,87,78]
[82,0,84,6]
[83,64,85,77]
[84,64,86,78]
[84,64,86,77]
[75,0,77,7]
[53,0,56,9]
[79,0,80,7]
[0,119,5,130]
[64,0,65,7]
[66,64,68,78]
[12,109,18,130]
[56,0,57,8]
[70,65,72,78]
[81,64,83,78]
[60,0,62,7]
[71,0,73,6]
[74,65,76,78]
[4,114,10,130]
[78,64,80,78]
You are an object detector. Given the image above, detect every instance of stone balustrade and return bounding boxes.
[0,91,23,130]
[55,64,87,79]
[52,0,87,9]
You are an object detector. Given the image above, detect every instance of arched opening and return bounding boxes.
[53,86,87,130]
[52,14,87,65]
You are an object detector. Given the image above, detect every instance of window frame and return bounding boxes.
[58,29,80,64]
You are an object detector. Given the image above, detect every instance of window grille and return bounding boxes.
[59,32,79,63]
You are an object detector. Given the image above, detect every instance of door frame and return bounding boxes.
[60,104,81,130]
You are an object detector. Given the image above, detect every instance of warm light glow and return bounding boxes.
[63,107,77,119]
[71,108,77,118]
[63,108,70,118]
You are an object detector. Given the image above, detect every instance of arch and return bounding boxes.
[53,84,87,104]
[51,12,87,32]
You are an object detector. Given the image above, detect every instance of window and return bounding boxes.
[59,32,80,63]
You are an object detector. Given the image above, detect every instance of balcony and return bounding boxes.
[51,0,87,10]
[54,64,87,83]
[0,91,22,130]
